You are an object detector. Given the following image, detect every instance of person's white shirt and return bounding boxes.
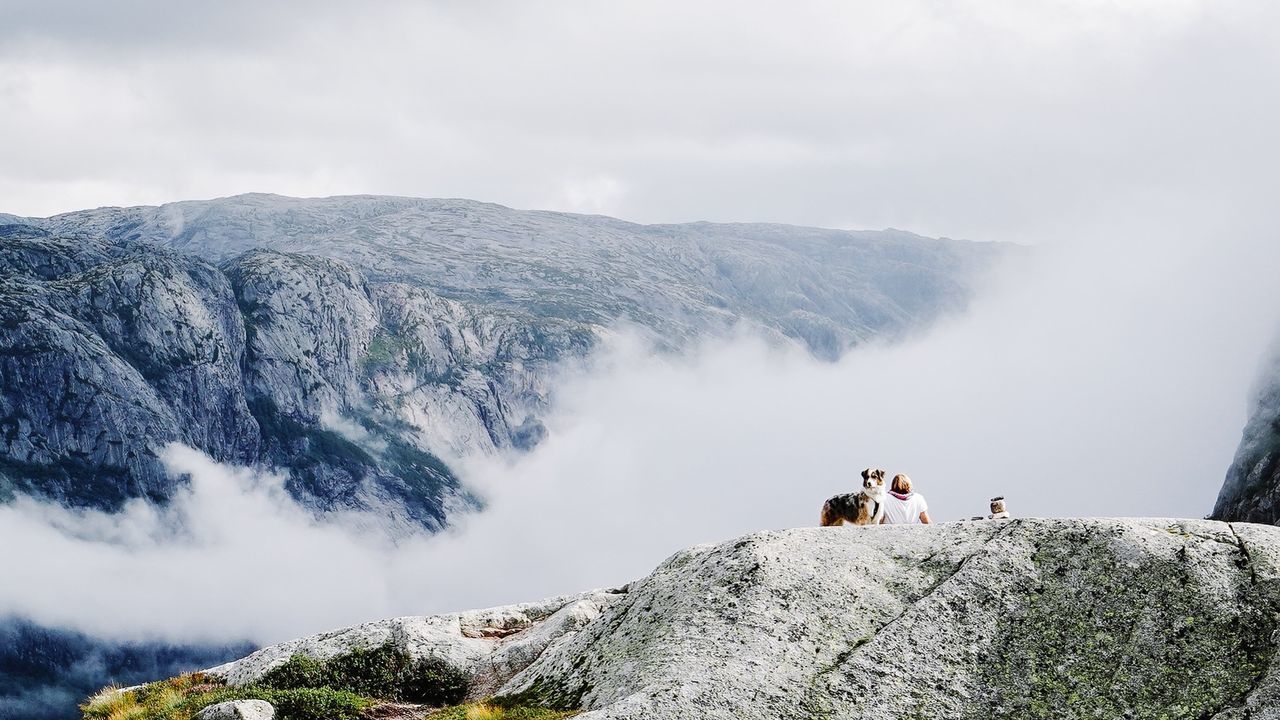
[883,491,929,524]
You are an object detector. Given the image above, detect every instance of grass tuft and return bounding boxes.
[426,702,579,720]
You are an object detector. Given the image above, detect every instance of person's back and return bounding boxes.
[881,473,931,525]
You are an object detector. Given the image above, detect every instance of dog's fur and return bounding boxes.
[820,468,887,526]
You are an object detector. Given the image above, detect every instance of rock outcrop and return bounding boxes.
[200,518,1280,719]
[193,700,274,720]
[1213,348,1280,525]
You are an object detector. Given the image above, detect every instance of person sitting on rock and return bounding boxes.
[881,473,931,525]
[988,496,1010,519]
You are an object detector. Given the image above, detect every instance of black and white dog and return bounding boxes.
[820,468,887,526]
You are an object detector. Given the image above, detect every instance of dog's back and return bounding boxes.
[820,492,863,526]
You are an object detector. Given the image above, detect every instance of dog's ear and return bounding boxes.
[861,468,871,480]
[875,469,886,481]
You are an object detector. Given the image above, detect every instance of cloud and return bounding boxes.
[1,208,1277,648]
[558,174,627,216]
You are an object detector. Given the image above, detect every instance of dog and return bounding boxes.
[820,468,887,526]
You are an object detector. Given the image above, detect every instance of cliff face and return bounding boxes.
[193,518,1280,719]
[0,226,257,508]
[1,195,1004,526]
[1213,349,1280,525]
[0,234,579,527]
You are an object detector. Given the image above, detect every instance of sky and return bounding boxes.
[2,0,1280,648]
[0,0,1276,243]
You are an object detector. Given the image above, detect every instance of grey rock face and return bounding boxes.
[365,280,592,456]
[1214,348,1280,524]
[0,224,114,279]
[227,250,380,421]
[199,519,1280,719]
[0,244,256,508]
[193,699,274,720]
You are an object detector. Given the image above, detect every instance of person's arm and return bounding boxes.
[919,510,932,524]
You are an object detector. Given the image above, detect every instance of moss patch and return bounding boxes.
[977,527,1278,719]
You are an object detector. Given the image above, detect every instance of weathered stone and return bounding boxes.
[194,699,274,720]
[205,589,621,700]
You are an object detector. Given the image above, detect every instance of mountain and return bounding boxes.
[1,194,1006,527]
[33,194,1002,360]
[1212,347,1280,524]
[89,518,1280,719]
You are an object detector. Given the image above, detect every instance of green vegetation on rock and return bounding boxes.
[80,674,371,720]
[979,524,1279,719]
[259,642,468,705]
[81,643,470,720]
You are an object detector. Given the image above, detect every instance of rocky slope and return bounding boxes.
[1213,347,1280,525]
[1,195,1004,526]
[178,518,1280,719]
[30,194,1003,359]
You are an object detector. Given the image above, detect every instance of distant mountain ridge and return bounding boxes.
[1,194,1007,527]
[31,194,1003,359]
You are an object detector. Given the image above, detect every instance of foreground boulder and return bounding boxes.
[202,519,1280,719]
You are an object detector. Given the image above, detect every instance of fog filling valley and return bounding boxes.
[2,212,1279,649]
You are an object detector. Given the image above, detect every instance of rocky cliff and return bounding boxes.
[1,195,1004,527]
[113,518,1280,719]
[1213,348,1280,525]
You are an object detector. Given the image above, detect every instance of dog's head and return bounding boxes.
[861,467,887,492]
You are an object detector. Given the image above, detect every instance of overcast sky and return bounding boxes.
[2,0,1277,243]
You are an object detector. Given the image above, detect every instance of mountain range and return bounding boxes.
[0,194,1005,529]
